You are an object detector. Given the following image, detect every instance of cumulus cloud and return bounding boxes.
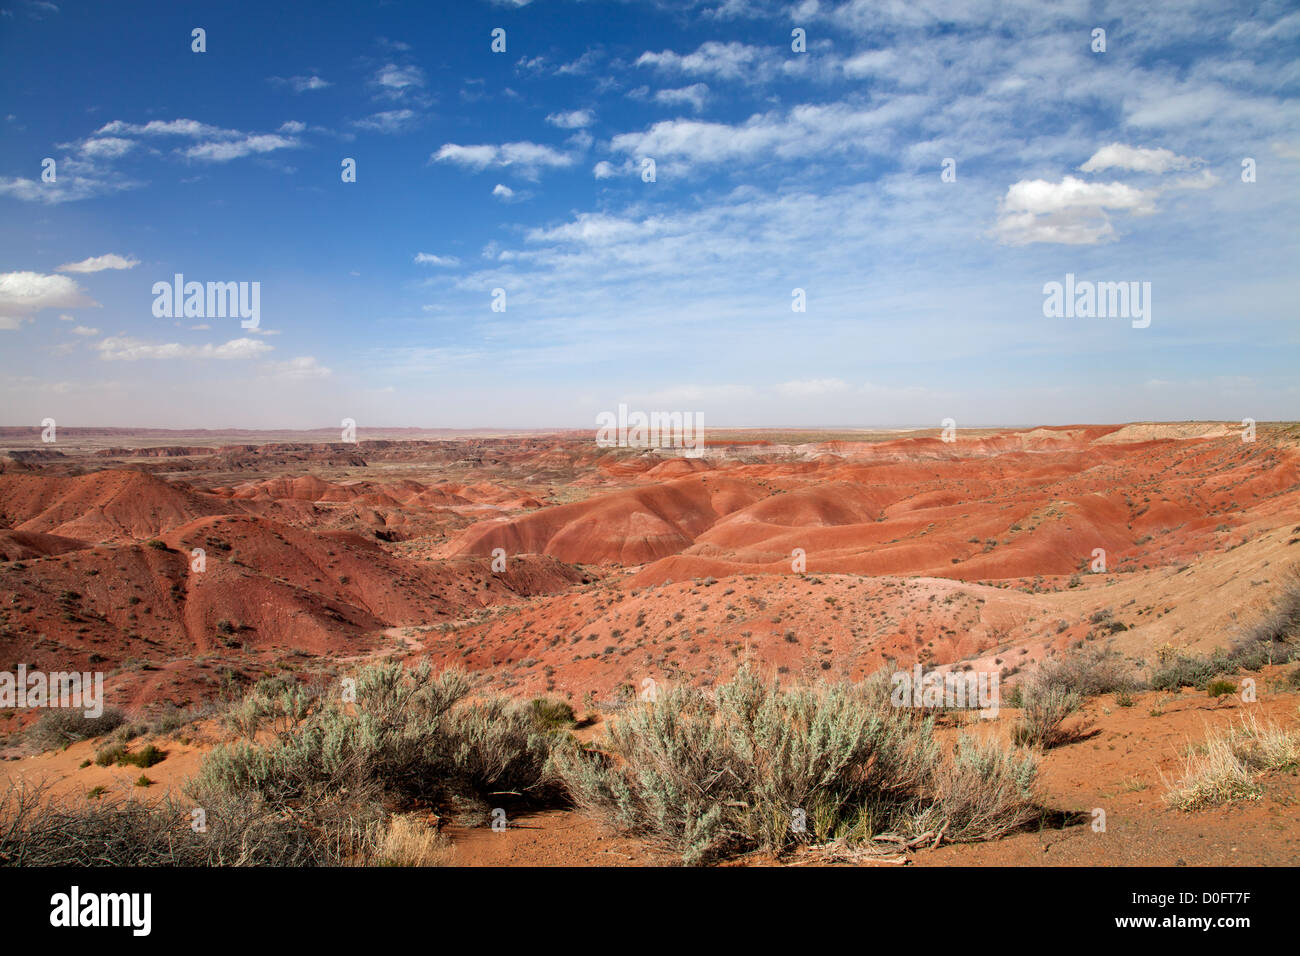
[654,84,710,113]
[432,141,576,177]
[1079,143,1203,174]
[56,253,139,273]
[492,183,515,200]
[992,176,1158,245]
[546,109,594,129]
[77,137,134,159]
[96,336,273,360]
[374,63,424,93]
[0,271,100,329]
[636,41,764,81]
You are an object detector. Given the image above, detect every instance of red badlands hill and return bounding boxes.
[0,421,1296,714]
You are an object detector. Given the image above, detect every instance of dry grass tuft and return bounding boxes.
[1164,712,1300,811]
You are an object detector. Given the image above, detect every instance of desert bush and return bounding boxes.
[1229,572,1300,663]
[1205,679,1237,698]
[1032,647,1143,698]
[1164,713,1299,811]
[1011,678,1083,750]
[913,735,1040,843]
[118,744,165,768]
[1283,665,1300,691]
[146,702,205,736]
[93,742,128,766]
[529,697,576,731]
[27,707,126,751]
[1149,650,1229,691]
[221,673,323,740]
[554,667,1039,865]
[1154,575,1300,690]
[197,662,563,812]
[0,781,353,867]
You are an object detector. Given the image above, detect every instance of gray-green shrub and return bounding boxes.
[554,667,1039,864]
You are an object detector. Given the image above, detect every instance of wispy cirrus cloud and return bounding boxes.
[89,117,303,163]
[353,109,420,134]
[608,99,928,173]
[368,62,431,108]
[96,336,273,361]
[263,356,331,379]
[269,74,331,92]
[414,252,460,267]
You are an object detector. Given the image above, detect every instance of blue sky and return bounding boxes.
[2,0,1297,428]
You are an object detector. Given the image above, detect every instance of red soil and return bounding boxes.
[0,421,1294,719]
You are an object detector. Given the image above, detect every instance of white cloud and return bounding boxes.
[96,118,228,138]
[609,100,927,170]
[557,49,603,75]
[1080,143,1202,174]
[492,183,515,200]
[414,252,460,267]
[993,176,1157,245]
[56,253,139,273]
[0,271,99,329]
[432,141,576,177]
[369,63,430,107]
[636,41,763,81]
[592,161,617,179]
[0,166,137,204]
[89,118,302,163]
[264,356,331,379]
[271,75,331,92]
[775,378,851,396]
[546,109,594,129]
[77,137,134,158]
[96,337,273,360]
[654,84,709,113]
[182,133,300,162]
[353,109,419,134]
[69,325,99,336]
